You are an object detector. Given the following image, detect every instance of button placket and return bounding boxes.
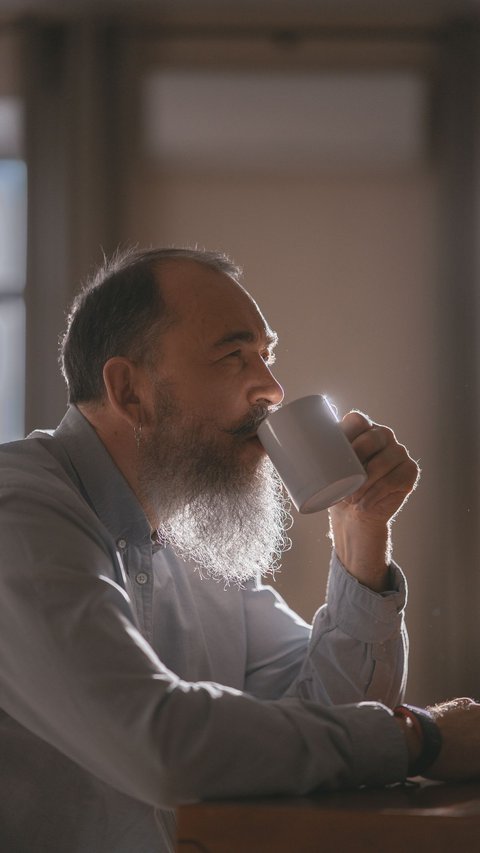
[133,543,154,642]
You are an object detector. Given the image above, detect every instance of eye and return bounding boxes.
[262,350,276,365]
[226,349,242,359]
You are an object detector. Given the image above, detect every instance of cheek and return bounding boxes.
[170,364,250,427]
[192,382,242,418]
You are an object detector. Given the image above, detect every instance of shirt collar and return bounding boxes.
[53,405,152,549]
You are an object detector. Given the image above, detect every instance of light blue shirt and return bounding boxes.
[0,406,408,852]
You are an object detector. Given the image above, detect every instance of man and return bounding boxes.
[0,246,479,853]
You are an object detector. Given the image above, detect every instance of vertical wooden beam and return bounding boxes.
[434,19,480,696]
[23,22,131,432]
[24,24,71,431]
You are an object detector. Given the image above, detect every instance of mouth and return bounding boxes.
[227,408,269,441]
[228,428,266,459]
[235,428,265,454]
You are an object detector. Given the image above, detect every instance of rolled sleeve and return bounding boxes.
[289,553,408,708]
[325,553,407,643]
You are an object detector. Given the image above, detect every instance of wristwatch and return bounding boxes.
[394,704,443,776]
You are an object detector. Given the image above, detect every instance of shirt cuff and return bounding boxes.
[343,702,409,786]
[325,552,407,643]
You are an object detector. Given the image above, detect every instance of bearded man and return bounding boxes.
[1,247,480,853]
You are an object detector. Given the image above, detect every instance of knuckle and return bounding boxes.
[406,457,420,481]
[348,409,372,427]
[342,410,372,440]
[380,425,398,447]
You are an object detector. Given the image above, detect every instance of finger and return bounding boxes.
[350,424,393,468]
[353,458,419,512]
[340,416,419,511]
[342,427,399,504]
[340,410,373,444]
[354,442,416,498]
[351,421,417,479]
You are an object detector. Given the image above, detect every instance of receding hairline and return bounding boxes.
[151,256,248,326]
[142,247,242,285]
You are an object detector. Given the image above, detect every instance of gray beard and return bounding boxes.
[137,391,292,585]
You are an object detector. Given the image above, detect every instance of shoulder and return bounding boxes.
[0,433,108,547]
[0,432,78,497]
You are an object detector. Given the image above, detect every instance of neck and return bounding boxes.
[78,402,158,528]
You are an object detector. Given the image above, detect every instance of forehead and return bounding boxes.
[158,259,274,345]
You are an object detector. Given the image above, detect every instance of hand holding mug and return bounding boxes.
[258,396,419,591]
[330,410,419,589]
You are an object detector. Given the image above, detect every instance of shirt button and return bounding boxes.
[117,538,127,550]
[135,572,149,585]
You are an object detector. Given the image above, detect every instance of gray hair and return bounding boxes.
[60,246,242,404]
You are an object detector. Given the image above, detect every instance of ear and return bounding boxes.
[102,357,146,427]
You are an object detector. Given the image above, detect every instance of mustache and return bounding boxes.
[227,404,279,438]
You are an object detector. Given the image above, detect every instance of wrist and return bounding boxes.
[329,513,392,591]
[394,704,443,777]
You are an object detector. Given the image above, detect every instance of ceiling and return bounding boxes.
[0,0,480,30]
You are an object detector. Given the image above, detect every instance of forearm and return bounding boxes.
[328,510,392,592]
[1,537,409,803]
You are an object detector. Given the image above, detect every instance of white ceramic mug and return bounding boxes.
[257,394,367,513]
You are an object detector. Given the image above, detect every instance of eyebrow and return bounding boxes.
[213,329,278,350]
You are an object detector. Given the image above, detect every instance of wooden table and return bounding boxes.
[176,780,480,852]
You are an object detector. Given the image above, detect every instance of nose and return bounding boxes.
[248,358,284,408]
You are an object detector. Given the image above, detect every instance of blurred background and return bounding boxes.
[1,0,480,705]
